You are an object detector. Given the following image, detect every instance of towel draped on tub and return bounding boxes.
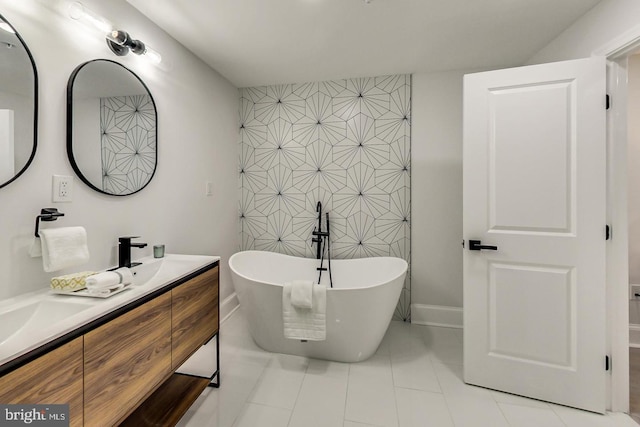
[290,279,314,309]
[282,282,326,341]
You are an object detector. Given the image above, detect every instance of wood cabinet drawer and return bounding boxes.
[84,292,172,426]
[0,337,84,427]
[172,266,219,370]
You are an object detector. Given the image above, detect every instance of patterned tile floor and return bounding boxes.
[177,308,637,427]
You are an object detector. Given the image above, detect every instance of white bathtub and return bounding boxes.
[228,250,407,362]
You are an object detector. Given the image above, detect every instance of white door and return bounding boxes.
[463,57,606,413]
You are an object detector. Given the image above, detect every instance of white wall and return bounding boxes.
[0,0,239,303]
[527,0,640,65]
[411,71,465,309]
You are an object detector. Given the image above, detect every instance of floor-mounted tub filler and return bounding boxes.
[228,250,407,362]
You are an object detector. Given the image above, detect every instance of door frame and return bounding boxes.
[594,24,640,413]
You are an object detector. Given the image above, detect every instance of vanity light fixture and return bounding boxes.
[68,2,162,64]
[106,30,162,64]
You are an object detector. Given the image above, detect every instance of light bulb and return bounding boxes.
[143,45,162,64]
[68,1,112,33]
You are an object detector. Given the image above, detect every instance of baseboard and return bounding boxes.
[411,304,463,329]
[220,292,240,324]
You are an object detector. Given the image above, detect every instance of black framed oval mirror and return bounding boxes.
[67,59,157,196]
[0,13,38,189]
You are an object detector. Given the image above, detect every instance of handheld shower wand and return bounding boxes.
[326,212,333,288]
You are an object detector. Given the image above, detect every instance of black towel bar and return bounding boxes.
[34,208,65,237]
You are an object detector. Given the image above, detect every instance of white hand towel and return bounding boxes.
[283,283,326,341]
[289,280,313,309]
[28,237,42,258]
[39,227,90,273]
[85,267,133,291]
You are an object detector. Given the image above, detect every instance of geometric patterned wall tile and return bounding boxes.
[239,74,411,320]
[100,95,156,195]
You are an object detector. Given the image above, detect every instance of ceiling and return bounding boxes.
[126,0,602,88]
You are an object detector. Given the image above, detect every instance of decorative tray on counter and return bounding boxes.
[50,284,132,299]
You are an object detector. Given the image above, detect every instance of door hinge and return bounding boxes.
[462,239,465,249]
[606,94,611,110]
[606,225,611,240]
[606,355,611,371]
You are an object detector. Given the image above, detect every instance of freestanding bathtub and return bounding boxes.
[228,250,408,362]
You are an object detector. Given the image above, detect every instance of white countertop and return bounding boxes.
[0,254,219,368]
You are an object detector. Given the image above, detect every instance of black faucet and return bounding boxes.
[118,236,148,268]
[311,202,329,259]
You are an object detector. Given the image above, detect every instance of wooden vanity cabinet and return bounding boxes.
[83,292,172,427]
[0,261,219,427]
[171,266,219,369]
[0,337,84,427]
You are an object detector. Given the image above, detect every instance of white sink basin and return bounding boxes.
[128,255,213,287]
[0,300,93,345]
[129,257,164,286]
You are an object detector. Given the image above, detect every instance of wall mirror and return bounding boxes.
[0,13,38,189]
[67,59,157,196]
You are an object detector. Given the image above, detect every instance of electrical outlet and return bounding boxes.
[632,285,640,299]
[52,175,73,202]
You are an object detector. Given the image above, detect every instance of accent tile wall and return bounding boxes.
[100,95,156,194]
[239,75,411,320]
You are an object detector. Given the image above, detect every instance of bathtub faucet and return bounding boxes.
[311,201,329,259]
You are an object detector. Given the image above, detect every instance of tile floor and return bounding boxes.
[177,308,637,427]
